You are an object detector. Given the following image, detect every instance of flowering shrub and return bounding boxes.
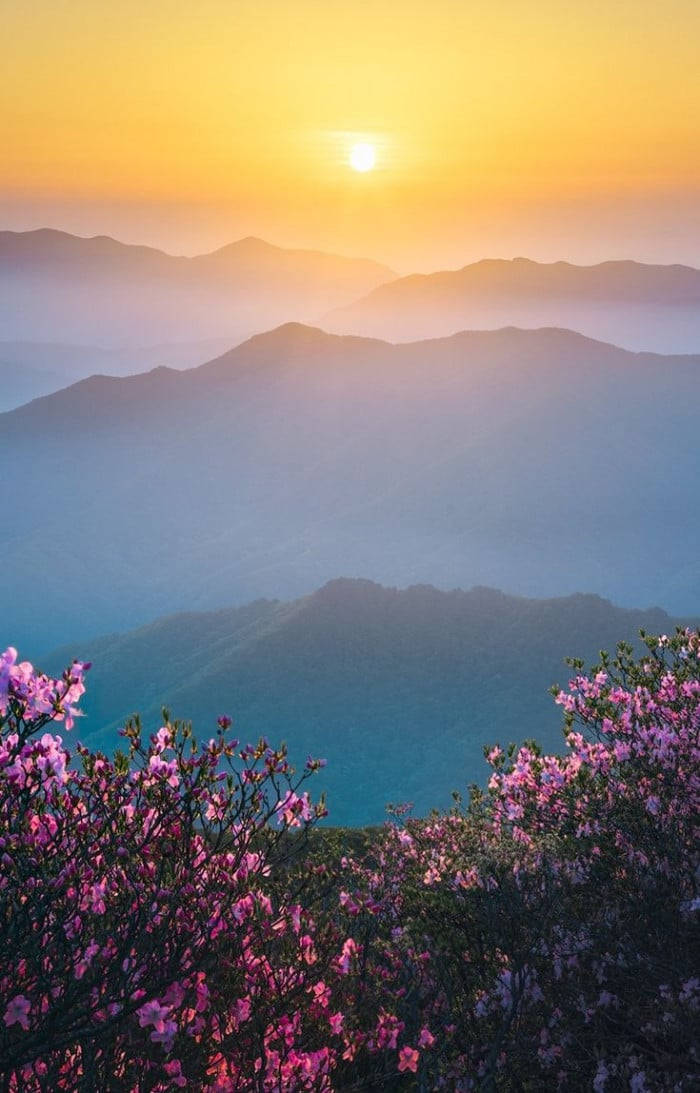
[0,648,338,1090]
[1,631,698,1090]
[333,630,700,1089]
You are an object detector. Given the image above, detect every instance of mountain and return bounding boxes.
[43,579,686,825]
[2,322,699,653]
[0,339,241,411]
[322,258,700,353]
[0,358,79,413]
[0,229,395,348]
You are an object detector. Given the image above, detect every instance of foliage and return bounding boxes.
[1,631,698,1089]
[332,630,700,1089]
[0,648,337,1090]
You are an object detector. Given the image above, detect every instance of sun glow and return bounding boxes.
[349,142,376,172]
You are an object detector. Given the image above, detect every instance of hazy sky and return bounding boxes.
[3,0,699,271]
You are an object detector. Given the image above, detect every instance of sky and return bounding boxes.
[3,0,700,271]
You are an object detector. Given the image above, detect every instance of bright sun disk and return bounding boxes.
[349,142,375,172]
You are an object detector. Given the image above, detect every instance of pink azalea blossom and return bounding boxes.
[398,1045,420,1073]
[4,994,31,1030]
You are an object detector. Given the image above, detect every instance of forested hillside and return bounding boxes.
[45,579,685,824]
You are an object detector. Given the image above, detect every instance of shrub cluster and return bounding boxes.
[1,632,698,1090]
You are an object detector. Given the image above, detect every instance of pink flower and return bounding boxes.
[152,725,173,753]
[418,1026,435,1048]
[137,999,171,1032]
[398,1046,420,1073]
[148,754,179,788]
[337,937,359,974]
[329,1011,344,1035]
[4,994,31,1030]
[164,1059,187,1088]
[376,1012,402,1050]
[275,790,313,828]
[311,980,331,1008]
[150,1018,178,1048]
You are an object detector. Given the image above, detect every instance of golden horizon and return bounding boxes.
[2,0,699,268]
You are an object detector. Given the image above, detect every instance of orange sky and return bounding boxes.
[3,0,699,270]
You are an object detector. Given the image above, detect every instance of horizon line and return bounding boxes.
[3,224,700,278]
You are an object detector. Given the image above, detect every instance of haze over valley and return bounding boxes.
[4,319,699,658]
[3,220,699,812]
[0,229,393,349]
[324,257,700,353]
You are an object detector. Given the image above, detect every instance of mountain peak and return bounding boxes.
[313,577,387,603]
[323,254,700,352]
[231,321,341,352]
[40,579,690,825]
[206,235,279,258]
[196,321,390,375]
[1,228,396,351]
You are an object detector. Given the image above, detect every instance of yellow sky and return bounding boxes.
[3,0,699,268]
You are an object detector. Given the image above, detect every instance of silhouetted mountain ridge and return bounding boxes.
[0,229,395,348]
[43,579,688,825]
[1,321,684,431]
[324,257,700,353]
[0,228,394,277]
[0,337,246,411]
[2,323,698,651]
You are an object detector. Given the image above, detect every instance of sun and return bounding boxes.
[349,142,376,172]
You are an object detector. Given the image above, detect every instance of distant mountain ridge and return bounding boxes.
[2,322,698,652]
[323,256,700,353]
[0,228,395,349]
[1,228,394,280]
[4,230,700,357]
[43,578,689,825]
[0,338,237,411]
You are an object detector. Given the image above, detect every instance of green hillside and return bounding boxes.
[44,579,685,825]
